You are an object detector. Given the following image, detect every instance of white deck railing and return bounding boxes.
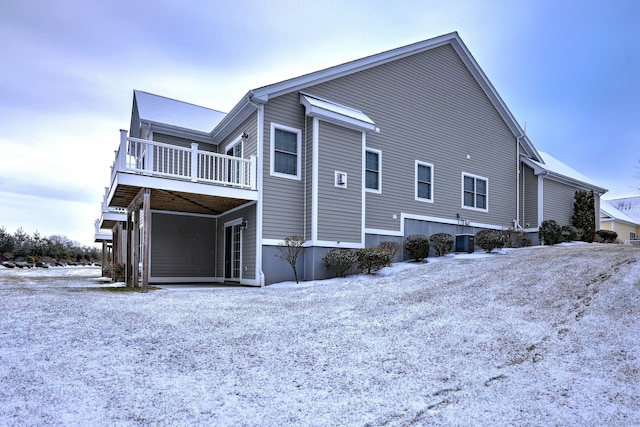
[111,130,256,190]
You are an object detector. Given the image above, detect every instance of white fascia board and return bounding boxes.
[521,156,607,195]
[364,213,506,237]
[300,94,376,132]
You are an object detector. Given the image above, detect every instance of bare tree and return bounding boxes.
[276,235,305,283]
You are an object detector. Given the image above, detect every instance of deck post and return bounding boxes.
[119,129,128,172]
[191,143,198,182]
[141,189,151,293]
[132,207,139,287]
[250,155,257,189]
[126,212,133,286]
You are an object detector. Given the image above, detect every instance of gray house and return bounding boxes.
[94,32,606,286]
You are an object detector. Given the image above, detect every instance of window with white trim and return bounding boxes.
[462,173,488,210]
[415,161,434,202]
[270,123,301,179]
[365,148,381,192]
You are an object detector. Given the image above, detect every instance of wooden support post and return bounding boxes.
[126,211,133,286]
[132,207,139,288]
[142,189,151,293]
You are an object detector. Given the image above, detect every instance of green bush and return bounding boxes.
[475,229,506,253]
[502,228,530,248]
[405,234,430,261]
[323,248,358,277]
[356,248,392,274]
[539,220,562,245]
[595,229,618,243]
[111,263,126,282]
[378,241,402,265]
[430,233,454,256]
[561,225,578,242]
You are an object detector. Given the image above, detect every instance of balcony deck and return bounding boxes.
[107,131,258,214]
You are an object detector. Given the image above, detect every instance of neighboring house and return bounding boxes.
[602,197,640,242]
[94,32,607,287]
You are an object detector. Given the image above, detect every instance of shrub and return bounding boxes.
[561,225,578,242]
[572,190,595,242]
[111,263,126,282]
[356,248,392,274]
[378,241,402,265]
[475,229,506,253]
[502,228,530,248]
[595,229,618,243]
[539,220,562,245]
[405,234,430,261]
[430,233,454,256]
[276,235,305,283]
[323,248,358,277]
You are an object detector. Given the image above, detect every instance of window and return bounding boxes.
[462,174,488,211]
[415,161,434,202]
[365,148,381,192]
[270,123,301,179]
[225,138,243,184]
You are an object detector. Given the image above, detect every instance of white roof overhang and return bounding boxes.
[299,93,376,132]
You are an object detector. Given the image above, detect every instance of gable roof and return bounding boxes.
[606,196,640,223]
[133,90,226,135]
[522,151,608,194]
[600,199,640,226]
[212,32,541,161]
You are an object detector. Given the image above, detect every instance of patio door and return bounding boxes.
[224,222,242,281]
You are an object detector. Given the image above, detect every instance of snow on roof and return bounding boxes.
[600,199,640,225]
[605,196,640,223]
[134,90,226,134]
[528,151,606,192]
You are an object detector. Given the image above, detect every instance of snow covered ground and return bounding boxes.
[0,244,639,426]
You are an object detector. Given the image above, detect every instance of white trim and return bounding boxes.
[261,238,363,249]
[224,217,244,227]
[270,122,302,180]
[224,218,243,281]
[461,172,489,212]
[537,173,546,226]
[299,93,376,132]
[334,171,347,188]
[364,212,504,237]
[311,117,319,242]
[415,160,434,203]
[255,104,265,287]
[365,147,382,194]
[224,134,243,155]
[361,132,367,249]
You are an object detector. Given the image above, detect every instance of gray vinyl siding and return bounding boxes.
[262,92,307,240]
[217,113,258,157]
[153,133,216,152]
[216,204,256,281]
[316,121,362,243]
[303,44,517,230]
[150,212,216,278]
[522,164,538,228]
[542,179,576,226]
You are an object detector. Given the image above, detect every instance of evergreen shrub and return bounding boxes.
[539,220,562,245]
[561,225,578,242]
[356,248,392,274]
[323,248,358,277]
[430,233,454,256]
[475,229,506,253]
[405,234,430,261]
[595,229,618,243]
[378,241,402,265]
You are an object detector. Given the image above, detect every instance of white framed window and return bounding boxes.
[270,123,301,180]
[415,160,434,202]
[462,173,488,211]
[365,148,381,193]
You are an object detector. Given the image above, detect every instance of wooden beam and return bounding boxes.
[126,212,133,286]
[132,207,139,288]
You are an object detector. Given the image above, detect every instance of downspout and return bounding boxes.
[247,94,265,287]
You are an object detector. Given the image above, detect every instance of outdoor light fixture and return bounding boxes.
[241,131,249,141]
[240,221,248,230]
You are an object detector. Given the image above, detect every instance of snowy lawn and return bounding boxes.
[0,244,639,426]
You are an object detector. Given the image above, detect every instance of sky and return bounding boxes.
[1,0,639,246]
